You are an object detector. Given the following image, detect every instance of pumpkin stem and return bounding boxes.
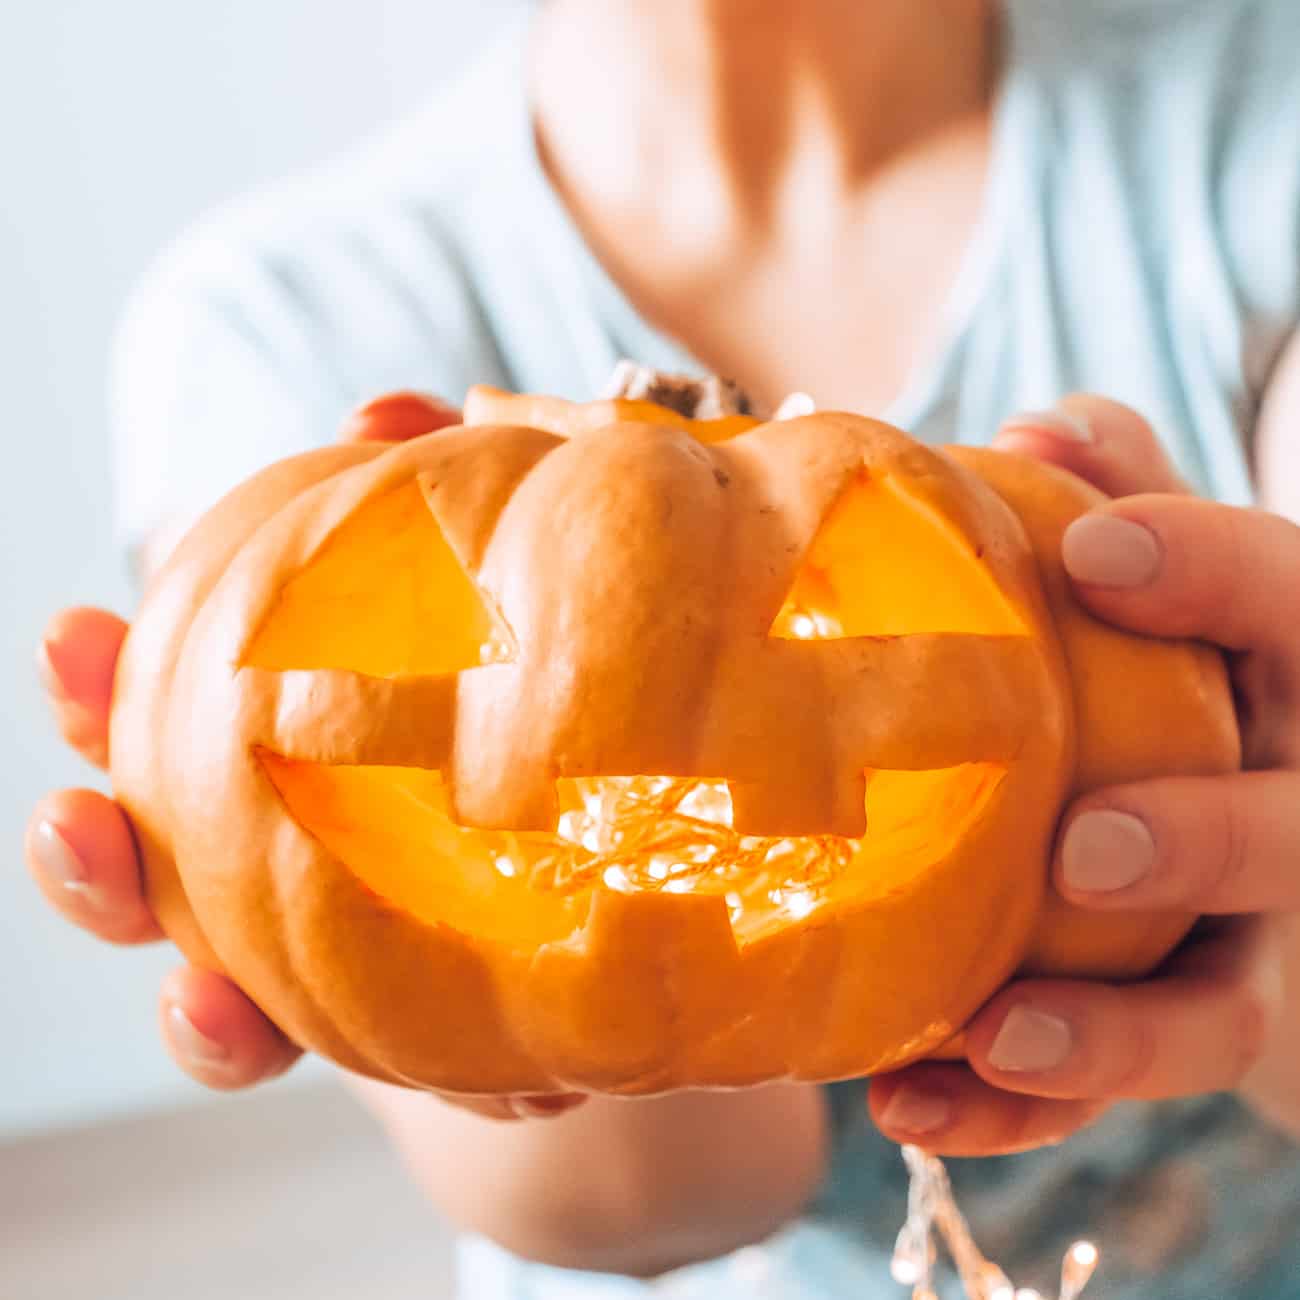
[602,360,766,420]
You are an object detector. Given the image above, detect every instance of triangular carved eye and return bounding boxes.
[244,480,513,678]
[770,472,1028,640]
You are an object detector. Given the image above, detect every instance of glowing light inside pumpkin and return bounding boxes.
[541,775,859,907]
[784,889,816,918]
[260,754,1006,946]
[783,607,845,640]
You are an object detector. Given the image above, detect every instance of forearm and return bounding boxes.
[351,1078,829,1278]
[1240,916,1300,1139]
[1241,336,1300,1138]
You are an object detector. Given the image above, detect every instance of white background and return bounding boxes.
[1,0,521,1138]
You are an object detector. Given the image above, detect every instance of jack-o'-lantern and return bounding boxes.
[109,370,1238,1096]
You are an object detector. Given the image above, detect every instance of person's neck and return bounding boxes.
[530,0,1001,412]
[535,0,998,227]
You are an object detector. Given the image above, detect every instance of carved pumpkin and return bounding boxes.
[109,377,1238,1096]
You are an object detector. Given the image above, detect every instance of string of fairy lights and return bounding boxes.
[892,1146,1098,1300]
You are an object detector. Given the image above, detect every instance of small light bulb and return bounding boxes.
[602,865,632,891]
[785,890,816,919]
[1060,1240,1099,1300]
[889,1256,922,1286]
[1069,1243,1098,1270]
[790,612,817,639]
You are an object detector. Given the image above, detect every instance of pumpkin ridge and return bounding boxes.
[112,443,384,971]
[163,439,528,1074]
[164,448,407,1077]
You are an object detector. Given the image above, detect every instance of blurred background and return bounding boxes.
[2,2,522,1295]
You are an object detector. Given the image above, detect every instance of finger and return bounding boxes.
[994,395,1191,499]
[451,1093,588,1122]
[26,789,163,945]
[966,923,1284,1101]
[870,1063,1109,1157]
[399,1092,586,1122]
[38,607,128,768]
[1057,772,1300,913]
[339,391,462,444]
[348,1074,586,1124]
[160,966,301,1091]
[1061,495,1300,658]
[504,1094,588,1120]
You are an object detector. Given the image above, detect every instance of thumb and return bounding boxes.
[339,391,463,445]
[993,395,1192,499]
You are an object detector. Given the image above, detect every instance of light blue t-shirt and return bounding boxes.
[111,2,1300,1296]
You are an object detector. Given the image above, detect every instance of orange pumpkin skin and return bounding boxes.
[109,391,1238,1097]
[109,444,384,979]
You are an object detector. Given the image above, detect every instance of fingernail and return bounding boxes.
[30,819,101,904]
[1062,809,1156,894]
[1000,408,1094,443]
[880,1086,951,1135]
[988,1007,1073,1074]
[36,640,68,697]
[167,1004,232,1068]
[1062,515,1162,588]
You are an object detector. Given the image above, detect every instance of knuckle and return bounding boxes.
[1217,513,1255,625]
[1001,1099,1045,1153]
[1104,1004,1159,1098]
[1153,505,1242,630]
[1195,790,1252,907]
[1225,980,1278,1083]
[1034,1102,1105,1151]
[59,721,109,766]
[101,912,162,947]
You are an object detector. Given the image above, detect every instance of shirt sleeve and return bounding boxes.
[108,195,510,567]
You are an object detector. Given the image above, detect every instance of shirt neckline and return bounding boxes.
[500,6,1018,424]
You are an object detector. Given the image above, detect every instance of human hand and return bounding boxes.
[871,396,1298,1154]
[27,391,583,1119]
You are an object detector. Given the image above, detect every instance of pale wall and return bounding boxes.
[0,0,522,1137]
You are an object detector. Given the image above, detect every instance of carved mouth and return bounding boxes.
[260,757,1006,945]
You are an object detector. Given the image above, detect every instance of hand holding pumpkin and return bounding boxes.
[27,393,579,1118]
[872,397,1300,1154]
[30,381,1292,1155]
